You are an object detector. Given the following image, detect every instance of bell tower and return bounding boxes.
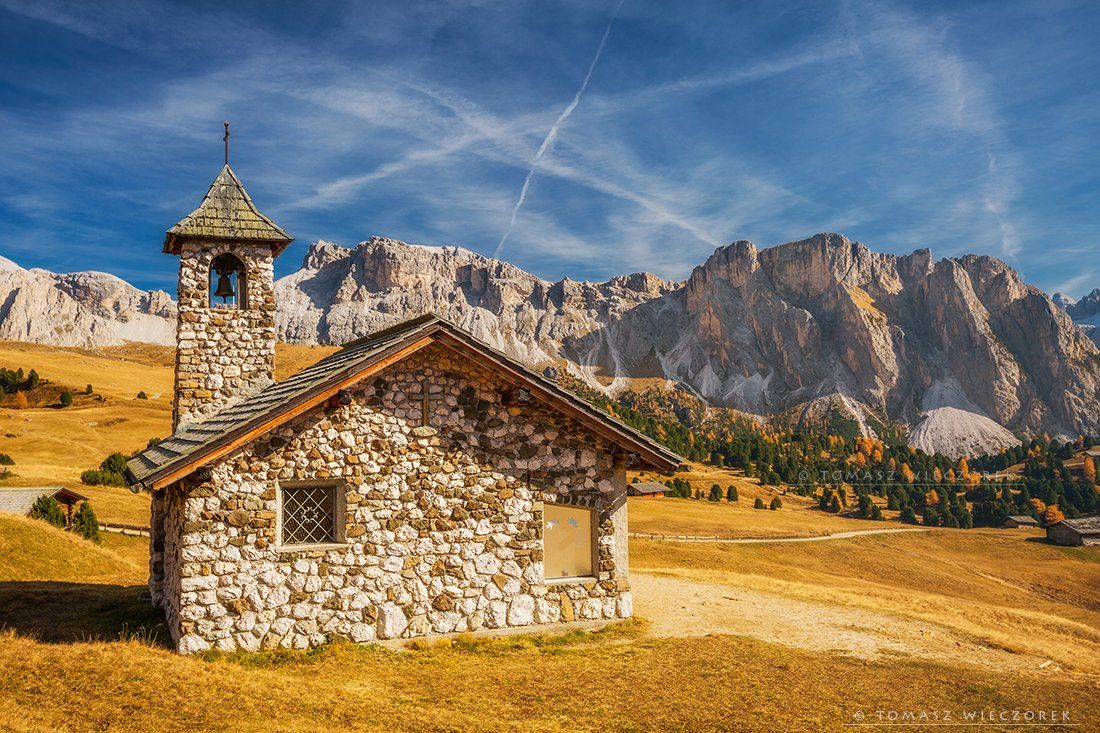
[165,158,293,431]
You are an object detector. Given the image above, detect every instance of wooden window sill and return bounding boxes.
[275,542,348,554]
[544,575,598,586]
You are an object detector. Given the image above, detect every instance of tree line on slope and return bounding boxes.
[562,375,1099,527]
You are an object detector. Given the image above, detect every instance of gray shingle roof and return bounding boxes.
[164,165,292,254]
[628,481,669,495]
[1005,515,1038,524]
[1057,516,1100,534]
[0,487,87,515]
[126,314,683,490]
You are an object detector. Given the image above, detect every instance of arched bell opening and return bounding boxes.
[209,253,248,310]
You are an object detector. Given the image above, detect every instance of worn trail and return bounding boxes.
[629,527,927,544]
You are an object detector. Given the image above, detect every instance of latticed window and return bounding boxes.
[280,482,341,546]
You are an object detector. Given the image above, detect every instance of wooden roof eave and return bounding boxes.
[52,487,90,503]
[162,233,293,257]
[129,335,435,492]
[129,318,682,492]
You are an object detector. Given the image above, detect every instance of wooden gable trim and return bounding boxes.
[143,316,681,491]
[147,336,434,491]
[432,330,681,472]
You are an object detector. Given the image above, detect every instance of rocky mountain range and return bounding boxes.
[0,255,174,347]
[1053,288,1100,346]
[2,235,1098,457]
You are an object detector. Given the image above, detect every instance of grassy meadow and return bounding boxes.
[0,508,1097,732]
[1,341,1098,731]
[0,340,336,524]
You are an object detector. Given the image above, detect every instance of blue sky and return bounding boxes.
[0,0,1098,296]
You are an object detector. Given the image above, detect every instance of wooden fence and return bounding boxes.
[98,522,150,538]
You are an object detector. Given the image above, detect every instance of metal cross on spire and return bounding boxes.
[223,121,230,165]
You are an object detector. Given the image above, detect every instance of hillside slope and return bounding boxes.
[0,514,141,583]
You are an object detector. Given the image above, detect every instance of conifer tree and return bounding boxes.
[29,495,66,528]
[726,485,738,502]
[72,502,100,543]
[754,497,765,509]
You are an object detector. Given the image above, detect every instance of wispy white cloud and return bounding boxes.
[494,0,623,258]
[4,0,1090,293]
[1050,270,1094,296]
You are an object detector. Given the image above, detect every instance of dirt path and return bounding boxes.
[630,528,926,544]
[632,572,1056,676]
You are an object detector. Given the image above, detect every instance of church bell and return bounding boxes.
[214,273,235,302]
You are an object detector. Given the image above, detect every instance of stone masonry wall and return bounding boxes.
[174,241,277,431]
[148,491,165,606]
[154,483,186,641]
[165,343,630,653]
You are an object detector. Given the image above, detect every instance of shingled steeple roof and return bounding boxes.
[163,164,293,255]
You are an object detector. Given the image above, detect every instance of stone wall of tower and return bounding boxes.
[174,241,277,430]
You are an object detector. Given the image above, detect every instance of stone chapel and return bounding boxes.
[125,162,682,654]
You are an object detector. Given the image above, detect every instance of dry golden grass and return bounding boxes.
[632,528,1100,678]
[2,343,1099,730]
[0,476,1097,730]
[0,514,142,584]
[0,340,337,525]
[0,621,1096,732]
[628,461,897,538]
[628,495,893,538]
[0,514,159,647]
[0,341,173,487]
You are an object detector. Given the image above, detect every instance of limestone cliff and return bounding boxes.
[0,255,175,347]
[273,234,1099,454]
[1054,287,1100,347]
[2,233,1098,456]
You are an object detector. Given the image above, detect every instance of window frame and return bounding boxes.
[275,480,347,552]
[541,500,599,585]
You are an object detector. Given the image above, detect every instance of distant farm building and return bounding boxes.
[1046,516,1100,546]
[628,481,668,498]
[1002,515,1039,528]
[0,486,88,524]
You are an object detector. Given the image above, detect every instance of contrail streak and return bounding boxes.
[493,0,624,259]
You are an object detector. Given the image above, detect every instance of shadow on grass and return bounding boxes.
[0,581,168,647]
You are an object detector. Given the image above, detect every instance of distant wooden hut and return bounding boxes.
[0,486,88,525]
[1002,515,1039,528]
[628,481,668,498]
[1046,516,1100,546]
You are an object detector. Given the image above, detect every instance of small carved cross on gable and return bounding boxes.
[405,377,442,427]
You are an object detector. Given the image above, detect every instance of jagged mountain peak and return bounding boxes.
[2,233,1097,457]
[0,259,174,347]
[1052,285,1100,346]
